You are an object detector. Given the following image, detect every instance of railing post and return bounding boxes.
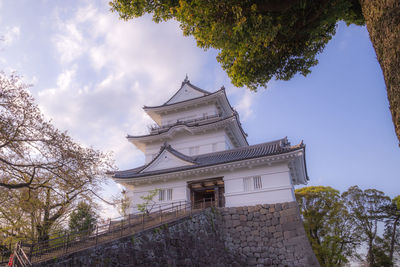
[159,206,162,223]
[95,226,98,246]
[121,218,124,237]
[29,242,33,262]
[65,233,69,253]
[142,213,144,231]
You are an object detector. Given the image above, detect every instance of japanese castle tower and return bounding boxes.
[111,77,309,212]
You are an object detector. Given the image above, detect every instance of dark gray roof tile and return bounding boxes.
[112,137,304,179]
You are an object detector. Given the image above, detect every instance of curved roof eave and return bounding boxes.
[127,115,234,139]
[143,88,222,111]
[112,138,304,180]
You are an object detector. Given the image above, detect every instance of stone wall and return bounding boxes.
[220,202,319,266]
[34,210,244,267]
[35,202,319,267]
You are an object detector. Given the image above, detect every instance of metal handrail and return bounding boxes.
[11,242,31,267]
[20,199,216,263]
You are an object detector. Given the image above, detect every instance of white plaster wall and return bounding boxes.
[127,178,189,213]
[144,130,228,163]
[223,163,295,207]
[224,135,234,150]
[160,103,218,126]
[124,162,295,213]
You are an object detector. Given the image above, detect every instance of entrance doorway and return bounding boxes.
[188,178,225,209]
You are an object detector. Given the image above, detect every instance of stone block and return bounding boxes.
[271,217,279,225]
[269,207,275,213]
[275,203,282,211]
[274,232,283,238]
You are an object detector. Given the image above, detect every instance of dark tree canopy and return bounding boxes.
[68,201,98,234]
[110,0,363,90]
[110,0,400,144]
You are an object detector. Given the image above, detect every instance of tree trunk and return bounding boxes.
[359,0,400,145]
[389,217,398,266]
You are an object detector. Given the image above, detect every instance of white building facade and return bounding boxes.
[112,78,309,213]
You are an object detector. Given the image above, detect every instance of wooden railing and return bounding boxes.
[11,242,31,267]
[16,199,216,264]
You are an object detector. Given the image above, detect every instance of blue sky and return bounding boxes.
[1,0,399,211]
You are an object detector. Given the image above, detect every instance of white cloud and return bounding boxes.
[3,26,20,45]
[235,89,255,121]
[56,67,76,90]
[52,20,85,63]
[37,3,213,171]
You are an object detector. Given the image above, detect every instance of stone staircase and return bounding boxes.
[16,201,212,266]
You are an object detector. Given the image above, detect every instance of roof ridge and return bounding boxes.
[164,145,198,164]
[193,138,287,159]
[137,143,197,174]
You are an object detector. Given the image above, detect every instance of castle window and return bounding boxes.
[243,176,262,191]
[159,188,173,201]
[253,176,262,189]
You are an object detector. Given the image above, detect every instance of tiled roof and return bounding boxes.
[127,114,248,141]
[112,137,304,179]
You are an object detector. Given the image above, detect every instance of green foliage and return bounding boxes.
[110,0,364,90]
[382,195,400,266]
[394,195,400,210]
[136,189,159,214]
[342,186,391,266]
[114,190,131,217]
[295,186,358,266]
[68,201,98,234]
[296,186,400,266]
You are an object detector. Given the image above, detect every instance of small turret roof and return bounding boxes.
[163,76,211,104]
[144,76,212,109]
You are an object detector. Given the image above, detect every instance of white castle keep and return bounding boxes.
[111,77,309,213]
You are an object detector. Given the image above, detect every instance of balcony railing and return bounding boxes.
[148,113,222,134]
